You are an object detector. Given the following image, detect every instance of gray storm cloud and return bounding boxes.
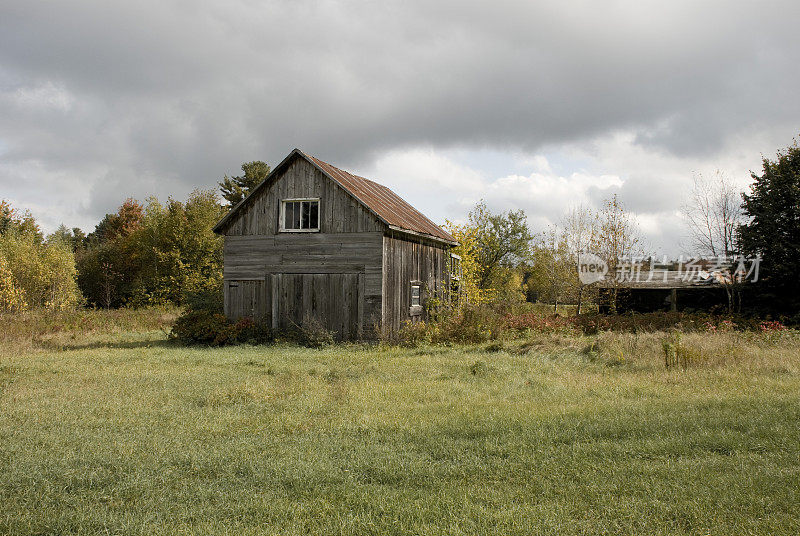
[1,0,799,250]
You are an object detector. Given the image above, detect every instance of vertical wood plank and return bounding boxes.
[271,274,279,330]
[357,272,364,338]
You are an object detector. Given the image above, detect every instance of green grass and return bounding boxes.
[1,317,799,534]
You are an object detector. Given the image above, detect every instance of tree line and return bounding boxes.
[446,138,800,319]
[445,194,640,315]
[0,162,269,312]
[1,139,799,318]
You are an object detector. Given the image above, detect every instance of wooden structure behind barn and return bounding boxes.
[599,269,730,313]
[213,148,460,339]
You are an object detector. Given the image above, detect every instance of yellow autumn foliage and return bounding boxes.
[0,255,27,313]
[0,232,81,311]
[444,220,495,305]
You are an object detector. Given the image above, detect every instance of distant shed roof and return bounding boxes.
[599,270,727,289]
[214,149,457,245]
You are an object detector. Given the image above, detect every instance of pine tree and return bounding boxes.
[218,161,270,207]
[738,140,800,315]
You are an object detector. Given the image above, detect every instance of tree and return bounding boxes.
[0,255,27,313]
[443,202,533,304]
[561,205,600,314]
[77,191,224,308]
[527,226,573,312]
[596,195,641,313]
[77,242,126,308]
[91,198,144,243]
[47,225,87,252]
[0,200,13,234]
[738,139,800,315]
[468,201,534,290]
[131,190,224,305]
[0,219,81,311]
[682,171,746,312]
[444,221,492,305]
[683,171,743,257]
[219,161,270,207]
[0,201,81,311]
[0,200,42,242]
[77,199,145,307]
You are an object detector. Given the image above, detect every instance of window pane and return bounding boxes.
[283,200,319,230]
[309,201,319,230]
[301,201,311,229]
[411,285,421,306]
[284,202,293,229]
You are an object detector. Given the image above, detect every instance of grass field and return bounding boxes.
[1,312,799,535]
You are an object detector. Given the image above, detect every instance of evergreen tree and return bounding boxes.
[47,225,87,251]
[218,161,270,207]
[738,140,800,315]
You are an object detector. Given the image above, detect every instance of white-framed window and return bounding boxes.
[409,281,423,316]
[280,198,320,232]
[411,284,421,307]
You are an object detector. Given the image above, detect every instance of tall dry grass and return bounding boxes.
[0,307,178,354]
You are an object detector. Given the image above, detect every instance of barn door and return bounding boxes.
[271,273,363,340]
[224,279,269,322]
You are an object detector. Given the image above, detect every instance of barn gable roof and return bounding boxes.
[213,148,458,245]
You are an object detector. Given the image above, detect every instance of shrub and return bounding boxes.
[171,309,231,345]
[170,310,270,346]
[393,303,793,346]
[390,305,503,345]
[233,317,272,344]
[760,320,787,332]
[570,312,712,334]
[661,332,680,368]
[661,331,707,369]
[435,304,503,343]
[469,360,489,376]
[182,284,224,314]
[395,320,431,346]
[295,317,336,349]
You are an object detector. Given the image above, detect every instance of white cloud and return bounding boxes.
[11,82,74,112]
[0,0,798,254]
[363,126,787,256]
[365,148,487,221]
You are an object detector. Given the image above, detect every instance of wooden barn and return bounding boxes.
[213,148,460,339]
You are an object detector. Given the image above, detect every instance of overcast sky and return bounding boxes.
[2,0,799,255]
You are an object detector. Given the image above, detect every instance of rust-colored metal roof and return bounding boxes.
[303,152,457,244]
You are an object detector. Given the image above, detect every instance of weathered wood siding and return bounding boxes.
[221,154,454,338]
[221,157,384,338]
[223,232,383,335]
[224,280,269,322]
[223,157,383,236]
[271,272,363,341]
[382,232,451,334]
